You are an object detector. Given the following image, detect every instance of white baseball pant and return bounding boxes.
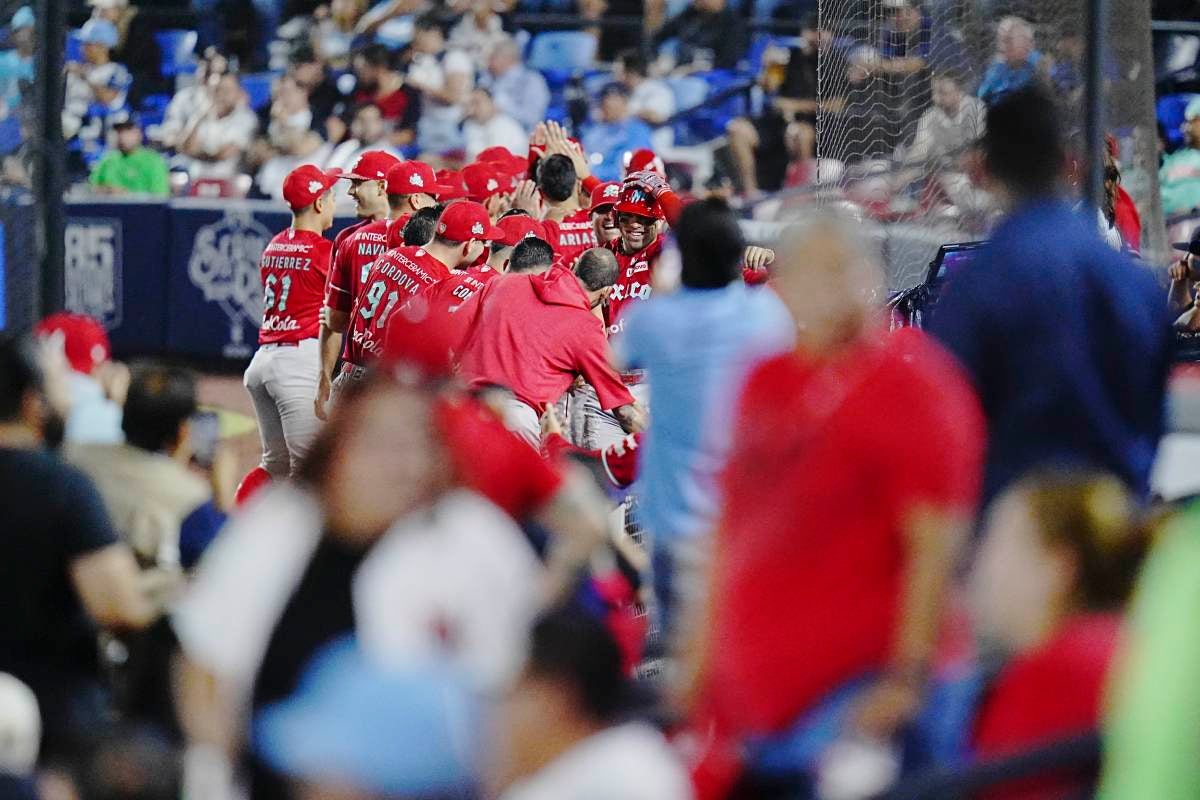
[244,339,322,479]
[573,381,650,451]
[500,396,541,448]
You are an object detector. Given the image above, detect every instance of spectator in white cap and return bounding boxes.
[87,0,165,103]
[0,7,33,114]
[62,18,132,142]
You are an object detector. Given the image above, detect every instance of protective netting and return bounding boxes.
[0,0,42,332]
[812,0,1165,292]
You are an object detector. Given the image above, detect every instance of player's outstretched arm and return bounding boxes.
[316,307,348,421]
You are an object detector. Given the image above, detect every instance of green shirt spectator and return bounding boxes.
[1160,98,1200,217]
[89,114,170,196]
[1098,505,1200,799]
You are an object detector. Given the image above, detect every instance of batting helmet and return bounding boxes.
[612,184,665,221]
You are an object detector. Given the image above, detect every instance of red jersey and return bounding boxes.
[604,236,665,336]
[257,228,332,345]
[325,219,399,313]
[458,268,634,413]
[543,208,598,268]
[704,328,983,736]
[384,212,414,250]
[396,266,501,359]
[344,245,451,365]
[436,393,564,519]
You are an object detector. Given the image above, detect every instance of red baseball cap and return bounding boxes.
[436,169,469,200]
[435,201,506,242]
[461,162,505,203]
[281,164,342,210]
[346,150,401,181]
[613,183,665,221]
[477,146,518,163]
[386,161,453,198]
[34,312,111,375]
[589,181,622,213]
[495,215,549,247]
[623,148,665,177]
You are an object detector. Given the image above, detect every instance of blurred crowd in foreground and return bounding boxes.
[0,84,1198,800]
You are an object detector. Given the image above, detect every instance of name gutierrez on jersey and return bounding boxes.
[261,255,314,270]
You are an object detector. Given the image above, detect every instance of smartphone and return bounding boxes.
[189,410,220,469]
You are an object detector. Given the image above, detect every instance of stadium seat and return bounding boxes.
[138,93,171,128]
[154,29,198,79]
[66,30,82,63]
[1158,93,1200,152]
[241,72,278,111]
[527,31,597,75]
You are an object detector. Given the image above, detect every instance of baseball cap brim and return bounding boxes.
[478,223,507,242]
[1172,241,1200,255]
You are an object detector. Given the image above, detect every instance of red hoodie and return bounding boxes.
[458,269,634,413]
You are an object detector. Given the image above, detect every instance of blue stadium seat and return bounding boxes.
[241,72,278,111]
[66,29,82,63]
[138,93,171,128]
[1158,93,1200,152]
[154,29,198,79]
[527,31,597,74]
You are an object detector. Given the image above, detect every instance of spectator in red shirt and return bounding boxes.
[350,44,421,148]
[967,469,1146,799]
[682,210,984,797]
[458,246,642,446]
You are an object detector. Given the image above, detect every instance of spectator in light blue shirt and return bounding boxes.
[582,84,654,182]
[976,16,1043,106]
[481,35,550,131]
[929,86,1171,506]
[616,199,794,623]
[0,7,34,113]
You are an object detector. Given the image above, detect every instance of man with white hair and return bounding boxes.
[481,36,550,131]
[679,210,984,785]
[977,16,1043,106]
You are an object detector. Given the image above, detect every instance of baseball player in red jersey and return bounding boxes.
[333,201,505,398]
[387,215,552,367]
[316,150,400,418]
[536,154,597,268]
[589,181,622,245]
[243,164,341,478]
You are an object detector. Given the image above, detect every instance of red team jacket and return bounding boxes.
[458,268,634,413]
[344,245,451,365]
[258,228,332,345]
[395,266,501,359]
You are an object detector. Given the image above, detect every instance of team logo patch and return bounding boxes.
[410,173,424,187]
[307,180,323,194]
[604,184,620,197]
[486,179,498,191]
[471,222,484,236]
[438,222,447,233]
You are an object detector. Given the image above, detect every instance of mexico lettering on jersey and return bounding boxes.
[399,266,501,357]
[324,218,403,313]
[604,236,664,336]
[258,228,333,345]
[344,245,451,365]
[543,208,598,269]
